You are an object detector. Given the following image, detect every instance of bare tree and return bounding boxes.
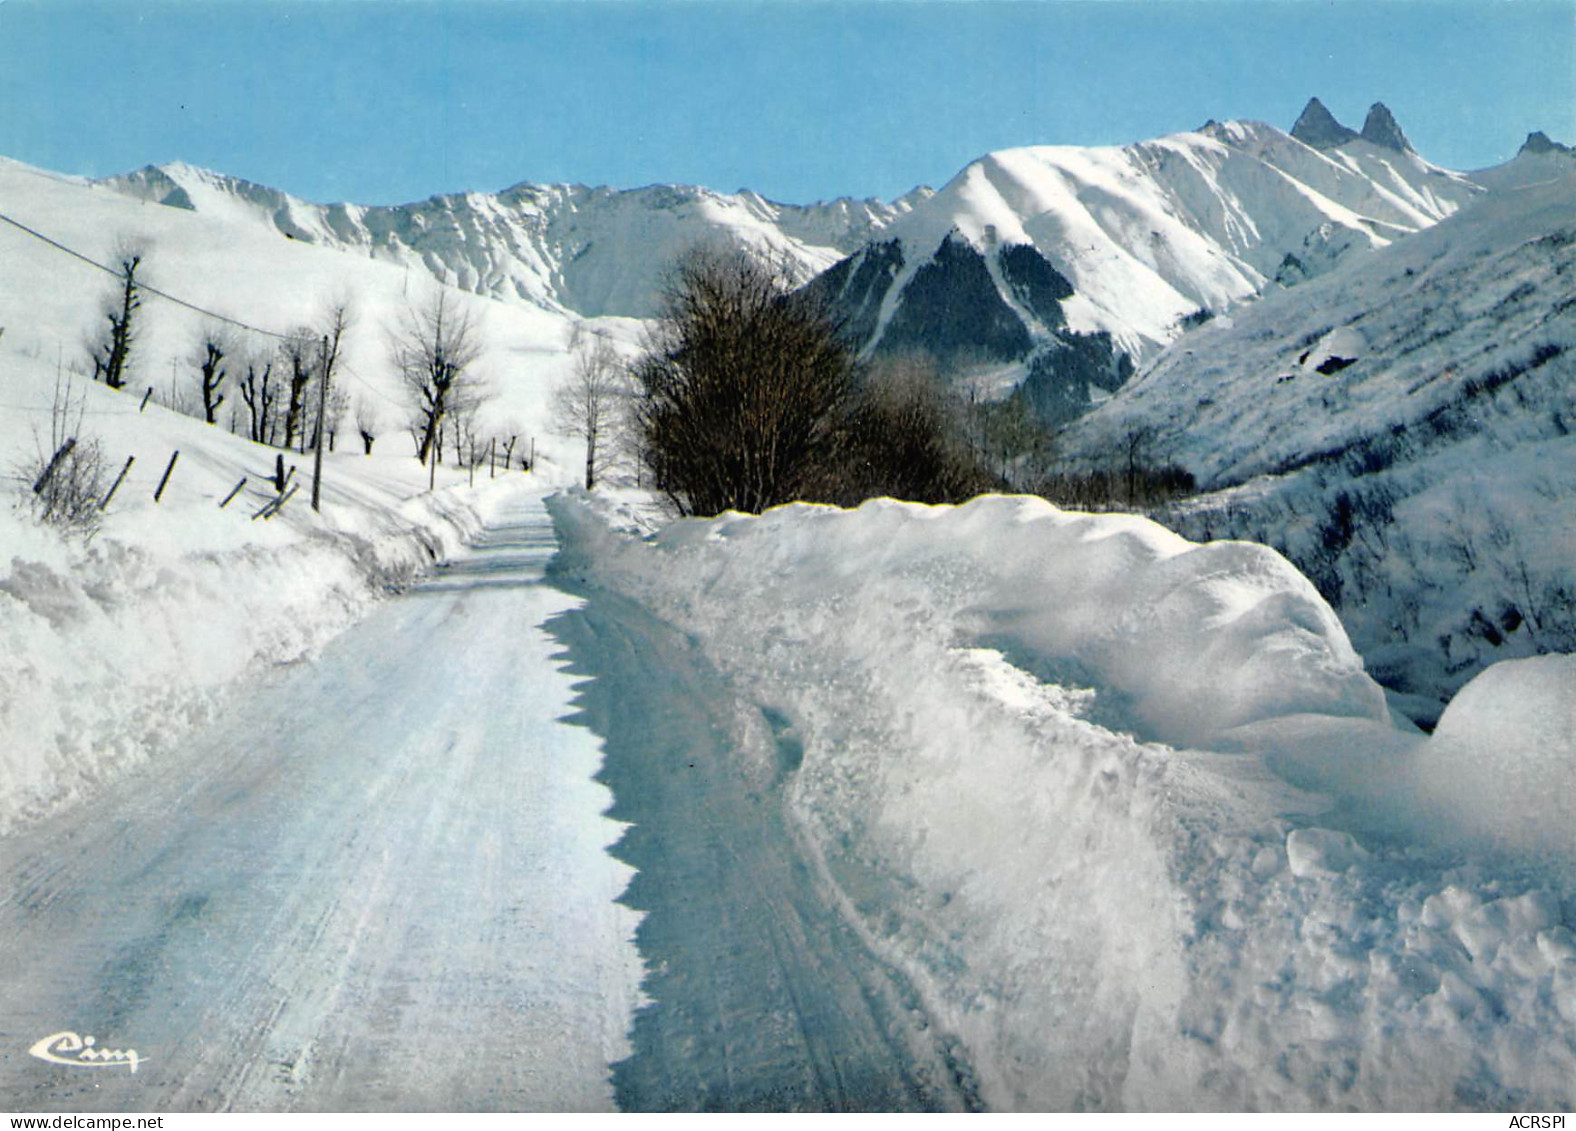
[390,290,484,475]
[324,381,351,452]
[279,329,316,452]
[238,351,280,445]
[497,418,523,472]
[815,352,991,506]
[193,323,233,425]
[551,332,626,489]
[631,247,857,515]
[18,370,107,540]
[310,302,352,512]
[88,239,146,389]
[354,398,380,454]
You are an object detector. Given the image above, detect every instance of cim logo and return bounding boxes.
[28,1031,144,1074]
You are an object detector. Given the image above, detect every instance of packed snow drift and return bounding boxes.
[552,490,1576,1111]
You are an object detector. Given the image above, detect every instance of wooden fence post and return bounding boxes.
[153,450,179,502]
[32,437,77,495]
[100,455,134,509]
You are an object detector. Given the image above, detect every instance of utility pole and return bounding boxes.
[311,309,348,513]
[429,412,439,493]
[311,336,329,512]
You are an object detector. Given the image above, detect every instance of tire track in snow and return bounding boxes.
[546,582,982,1112]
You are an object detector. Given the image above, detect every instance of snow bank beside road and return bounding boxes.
[553,490,1576,1110]
[0,362,499,835]
[555,493,1387,748]
[1419,655,1576,860]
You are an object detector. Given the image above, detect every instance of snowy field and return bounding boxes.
[0,491,644,1111]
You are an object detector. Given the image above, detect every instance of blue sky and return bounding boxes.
[1,1,1572,205]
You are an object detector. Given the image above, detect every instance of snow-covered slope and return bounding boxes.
[800,101,1483,425]
[810,102,1480,369]
[0,151,624,828]
[0,154,631,468]
[553,490,1576,1111]
[1469,130,1576,193]
[93,98,1480,391]
[99,161,928,319]
[1059,170,1576,715]
[0,338,513,832]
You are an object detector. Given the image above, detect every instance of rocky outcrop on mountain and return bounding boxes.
[1520,130,1575,157]
[803,231,1133,424]
[1291,98,1361,149]
[1360,103,1413,152]
[878,234,1034,363]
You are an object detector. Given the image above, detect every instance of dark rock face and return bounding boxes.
[1520,131,1575,157]
[1291,98,1361,149]
[998,242,1072,330]
[801,239,905,348]
[159,185,197,211]
[1360,103,1413,152]
[111,165,197,211]
[1016,332,1134,426]
[805,231,1134,427]
[881,235,1033,363]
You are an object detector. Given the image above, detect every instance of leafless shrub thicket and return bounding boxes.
[17,372,108,541]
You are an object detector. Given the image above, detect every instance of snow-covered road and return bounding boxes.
[0,493,642,1111]
[0,488,977,1112]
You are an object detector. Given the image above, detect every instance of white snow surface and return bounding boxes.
[1421,655,1576,859]
[97,161,926,320]
[866,121,1480,358]
[0,356,504,833]
[553,489,1576,1111]
[0,151,621,829]
[0,488,644,1110]
[0,153,637,467]
[1063,171,1576,710]
[91,120,1480,364]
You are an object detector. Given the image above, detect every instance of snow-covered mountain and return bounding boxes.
[1058,165,1576,718]
[1469,129,1576,192]
[99,161,930,319]
[804,100,1483,421]
[97,100,1481,392]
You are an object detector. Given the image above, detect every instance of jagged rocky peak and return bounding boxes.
[1290,97,1361,149]
[1360,102,1413,152]
[1520,130,1575,157]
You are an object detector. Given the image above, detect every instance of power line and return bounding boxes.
[337,360,406,408]
[0,401,137,415]
[0,209,294,341]
[1,209,411,410]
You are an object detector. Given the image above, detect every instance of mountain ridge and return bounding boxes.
[1056,169,1576,714]
[84,101,1546,431]
[99,161,930,321]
